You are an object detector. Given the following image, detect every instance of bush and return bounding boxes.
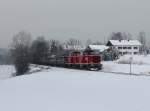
[11,31,32,76]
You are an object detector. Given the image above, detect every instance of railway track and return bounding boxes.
[26,64,150,77]
[47,65,150,77]
[99,70,150,76]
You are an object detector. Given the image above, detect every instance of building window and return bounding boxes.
[123,47,127,49]
[127,52,132,54]
[123,52,127,55]
[134,52,138,54]
[118,47,122,49]
[128,47,132,49]
[134,47,138,49]
[119,52,122,55]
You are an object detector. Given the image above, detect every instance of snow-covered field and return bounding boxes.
[117,54,150,65]
[102,61,150,75]
[102,55,150,75]
[1,67,150,111]
[0,55,150,111]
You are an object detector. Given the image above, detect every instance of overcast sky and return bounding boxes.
[0,0,150,48]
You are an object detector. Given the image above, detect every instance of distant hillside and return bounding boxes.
[0,48,9,56]
[0,48,10,64]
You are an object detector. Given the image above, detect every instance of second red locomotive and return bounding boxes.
[66,50,102,70]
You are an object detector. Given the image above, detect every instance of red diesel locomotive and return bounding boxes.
[66,51,102,70]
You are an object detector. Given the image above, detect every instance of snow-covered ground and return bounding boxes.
[1,67,150,111]
[117,54,150,65]
[102,55,150,75]
[0,55,150,111]
[0,64,50,80]
[102,61,150,75]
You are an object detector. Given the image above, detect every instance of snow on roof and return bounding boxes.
[109,40,142,46]
[88,45,109,52]
[63,45,85,50]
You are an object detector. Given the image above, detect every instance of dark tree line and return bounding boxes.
[109,32,132,40]
[10,32,105,76]
[10,32,80,75]
[49,39,64,56]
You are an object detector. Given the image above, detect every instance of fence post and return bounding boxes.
[130,57,133,75]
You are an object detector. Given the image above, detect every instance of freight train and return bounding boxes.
[39,50,102,71]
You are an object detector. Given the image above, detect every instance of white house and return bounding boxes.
[107,40,142,55]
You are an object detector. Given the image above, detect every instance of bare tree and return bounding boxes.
[65,38,82,50]
[30,36,49,64]
[86,39,93,46]
[122,32,132,40]
[110,32,123,40]
[109,32,132,40]
[92,41,103,45]
[138,31,146,46]
[138,31,146,53]
[67,38,81,46]
[11,31,32,76]
[11,31,31,48]
[49,39,64,56]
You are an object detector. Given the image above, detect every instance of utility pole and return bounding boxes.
[129,57,133,75]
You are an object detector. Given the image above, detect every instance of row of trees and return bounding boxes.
[11,31,85,75]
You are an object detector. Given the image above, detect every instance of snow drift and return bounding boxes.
[117,54,150,65]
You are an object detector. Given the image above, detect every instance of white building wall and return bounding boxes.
[115,45,140,55]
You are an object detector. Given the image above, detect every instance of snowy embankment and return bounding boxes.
[102,55,150,75]
[0,64,50,80]
[0,68,150,111]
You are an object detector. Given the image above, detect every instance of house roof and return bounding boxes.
[63,45,85,50]
[109,40,142,46]
[88,45,109,52]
